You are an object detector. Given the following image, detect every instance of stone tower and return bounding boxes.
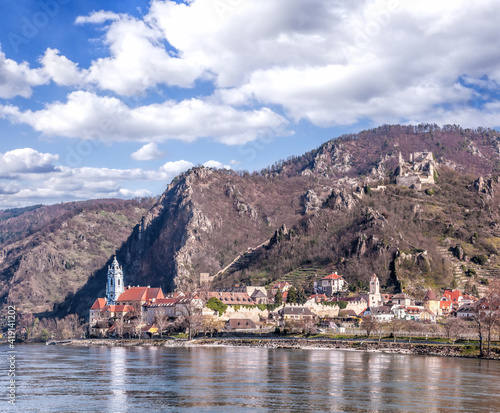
[369,274,382,308]
[106,256,124,305]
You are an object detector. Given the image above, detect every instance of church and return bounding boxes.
[89,257,164,335]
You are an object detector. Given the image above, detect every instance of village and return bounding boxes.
[89,257,493,343]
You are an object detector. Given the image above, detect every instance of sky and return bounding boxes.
[1,0,500,208]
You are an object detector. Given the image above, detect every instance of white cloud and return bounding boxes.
[40,48,87,87]
[159,160,194,176]
[0,153,229,208]
[3,0,500,139]
[0,48,47,98]
[0,91,287,145]
[0,148,59,178]
[203,160,230,170]
[131,142,165,161]
[77,12,202,95]
[75,11,122,24]
[147,0,500,128]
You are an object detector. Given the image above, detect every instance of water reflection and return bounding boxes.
[6,344,500,413]
[106,347,127,412]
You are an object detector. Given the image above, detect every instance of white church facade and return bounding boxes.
[105,256,125,305]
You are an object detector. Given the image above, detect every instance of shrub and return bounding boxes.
[471,255,488,265]
[206,297,227,316]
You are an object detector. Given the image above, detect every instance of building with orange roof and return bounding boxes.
[441,289,463,303]
[89,298,107,326]
[143,297,182,324]
[102,304,135,319]
[116,286,165,312]
[89,256,166,335]
[309,294,328,303]
[319,272,348,296]
[271,282,292,295]
[439,300,453,316]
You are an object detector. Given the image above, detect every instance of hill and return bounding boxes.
[0,198,153,316]
[4,124,500,319]
[63,124,500,317]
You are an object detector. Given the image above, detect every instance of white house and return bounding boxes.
[319,273,348,296]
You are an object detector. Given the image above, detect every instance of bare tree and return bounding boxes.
[114,317,124,338]
[125,310,142,338]
[375,322,387,342]
[55,317,71,340]
[154,314,169,338]
[474,281,500,357]
[362,315,379,338]
[442,317,464,344]
[175,274,205,340]
[64,314,83,338]
[385,319,403,343]
[402,320,420,343]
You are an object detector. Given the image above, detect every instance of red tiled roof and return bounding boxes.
[117,287,164,303]
[90,298,107,310]
[104,304,134,313]
[442,289,462,302]
[146,288,164,301]
[322,273,343,280]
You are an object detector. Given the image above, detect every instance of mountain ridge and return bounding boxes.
[2,124,500,319]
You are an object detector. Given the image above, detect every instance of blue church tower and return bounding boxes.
[106,256,124,305]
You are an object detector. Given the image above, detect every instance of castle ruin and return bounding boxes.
[395,151,436,190]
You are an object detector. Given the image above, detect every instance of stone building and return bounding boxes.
[395,151,436,190]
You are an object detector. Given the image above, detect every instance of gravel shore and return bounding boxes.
[58,337,500,359]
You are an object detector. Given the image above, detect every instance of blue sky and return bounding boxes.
[0,0,500,208]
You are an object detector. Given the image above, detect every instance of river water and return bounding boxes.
[2,343,500,412]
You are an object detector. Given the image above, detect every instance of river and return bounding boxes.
[2,344,500,412]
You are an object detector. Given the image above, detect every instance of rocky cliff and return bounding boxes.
[6,124,500,318]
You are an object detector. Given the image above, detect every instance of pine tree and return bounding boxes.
[288,286,297,303]
[274,289,283,306]
[296,287,308,305]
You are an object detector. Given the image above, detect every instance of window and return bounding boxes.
[110,279,113,286]
[118,279,120,286]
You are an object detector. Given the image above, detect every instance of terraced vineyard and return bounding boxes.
[435,245,499,296]
[279,266,335,293]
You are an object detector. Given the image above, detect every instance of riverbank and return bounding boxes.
[58,337,500,359]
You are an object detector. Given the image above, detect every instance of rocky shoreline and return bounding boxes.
[57,337,500,359]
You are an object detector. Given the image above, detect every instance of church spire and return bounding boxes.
[106,256,124,305]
